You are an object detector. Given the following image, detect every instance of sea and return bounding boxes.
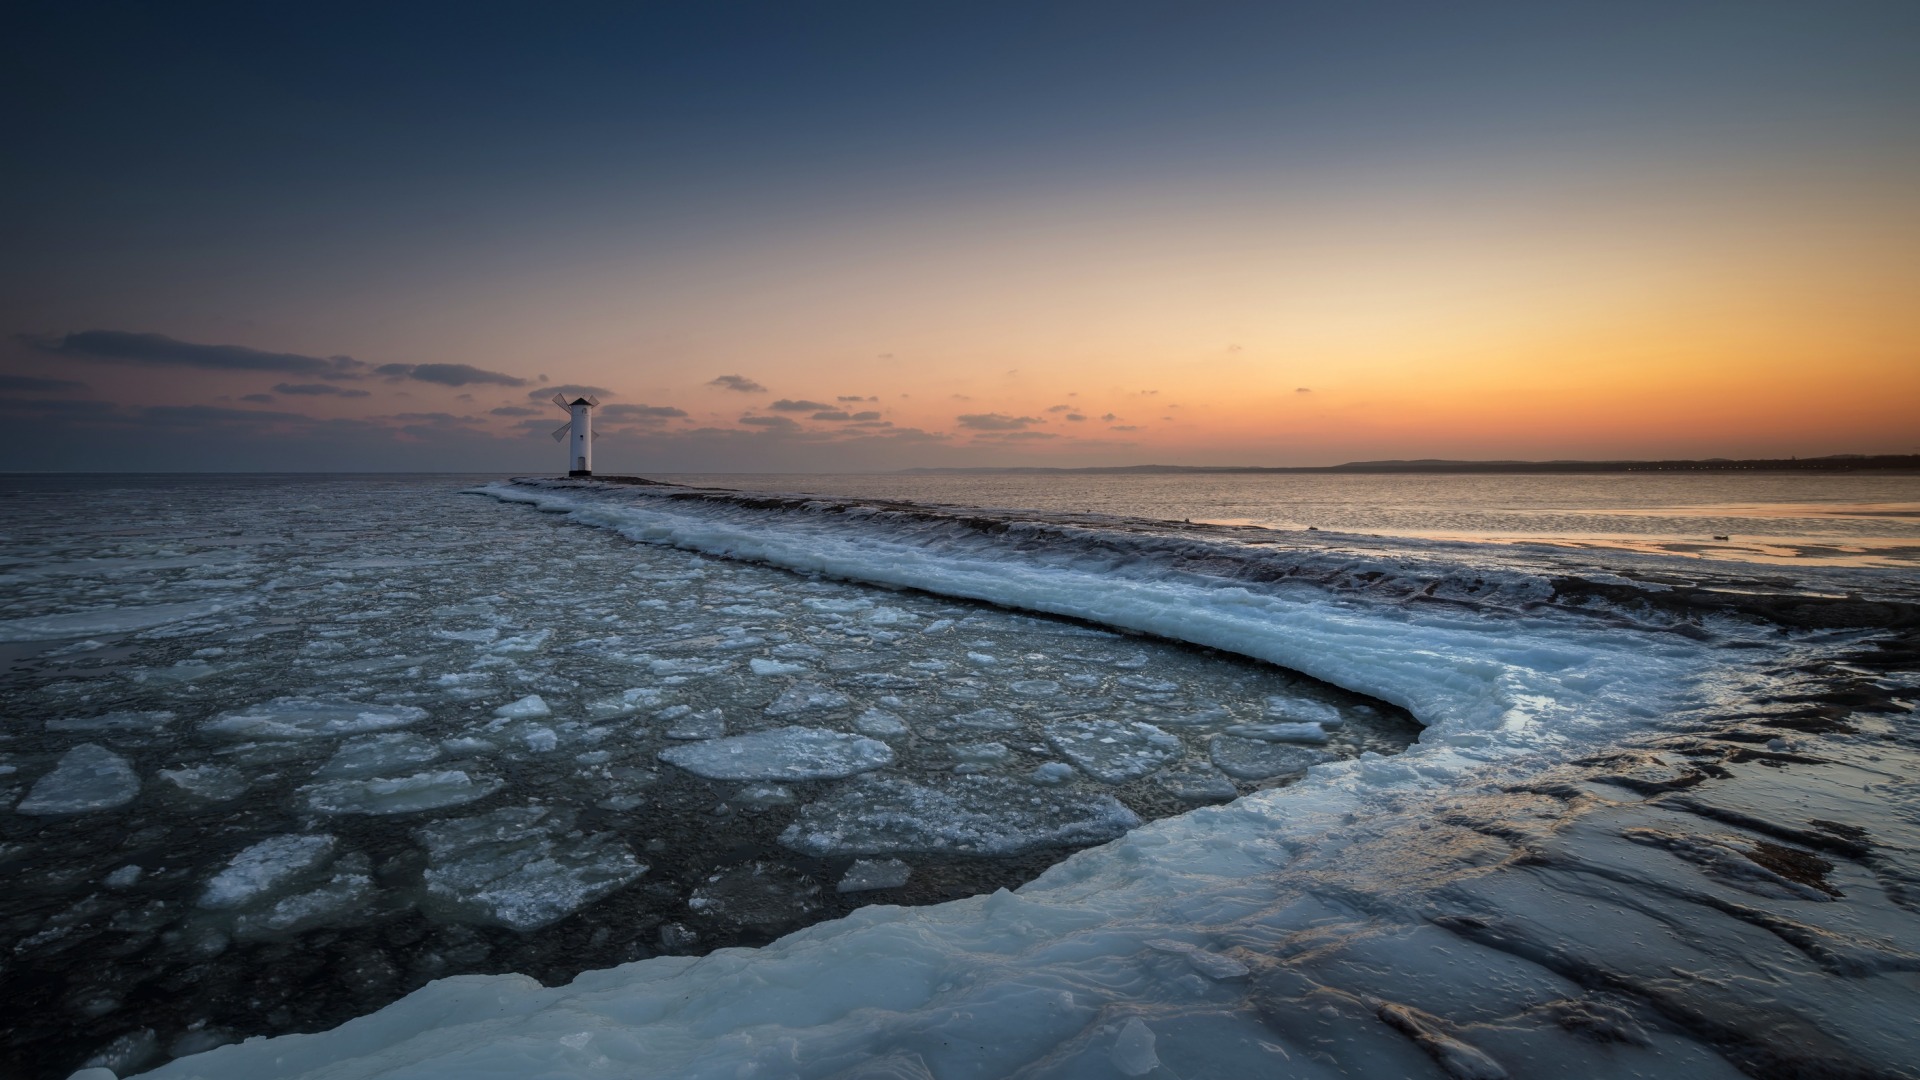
[1,471,1916,1079]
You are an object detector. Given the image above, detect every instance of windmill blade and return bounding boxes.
[552,392,570,410]
[591,430,600,441]
[551,422,572,442]
[585,395,600,408]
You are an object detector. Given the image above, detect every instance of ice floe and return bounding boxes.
[659,726,894,780]
[15,744,140,815]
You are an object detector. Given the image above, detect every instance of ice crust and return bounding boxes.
[658,727,894,781]
[202,699,428,740]
[200,835,338,910]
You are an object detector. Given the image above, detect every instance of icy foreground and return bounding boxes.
[120,479,1919,1079]
[1,476,1416,1078]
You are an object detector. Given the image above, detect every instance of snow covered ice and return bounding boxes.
[5,473,1918,1080]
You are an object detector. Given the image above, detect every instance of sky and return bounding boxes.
[2,1,1916,472]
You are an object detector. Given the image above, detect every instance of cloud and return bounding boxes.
[528,384,612,401]
[956,413,1041,431]
[139,404,322,427]
[847,419,893,428]
[491,405,539,416]
[972,431,1059,441]
[376,363,525,387]
[1110,424,1140,431]
[849,411,881,421]
[1045,404,1071,413]
[1066,413,1086,422]
[273,382,370,397]
[1100,413,1118,422]
[837,395,878,402]
[31,330,366,377]
[601,403,688,421]
[739,414,801,431]
[0,374,88,392]
[240,393,275,403]
[710,374,767,393]
[1296,387,1312,393]
[810,410,852,421]
[769,398,832,412]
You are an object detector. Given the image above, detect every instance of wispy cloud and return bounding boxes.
[770,398,832,412]
[273,382,370,397]
[529,384,612,401]
[0,374,88,392]
[601,403,688,421]
[709,374,767,393]
[29,330,365,377]
[375,363,525,387]
[956,413,1042,431]
[740,414,801,431]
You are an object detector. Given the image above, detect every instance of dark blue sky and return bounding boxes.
[3,2,1916,470]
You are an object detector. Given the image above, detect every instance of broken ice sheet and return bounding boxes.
[417,806,646,930]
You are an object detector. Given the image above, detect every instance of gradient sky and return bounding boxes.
[3,1,1916,472]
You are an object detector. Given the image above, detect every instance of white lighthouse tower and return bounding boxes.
[551,392,599,476]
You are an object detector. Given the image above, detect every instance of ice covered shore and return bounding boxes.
[127,480,1920,1079]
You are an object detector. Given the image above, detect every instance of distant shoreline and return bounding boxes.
[900,454,1920,476]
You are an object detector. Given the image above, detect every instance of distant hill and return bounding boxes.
[900,454,1920,476]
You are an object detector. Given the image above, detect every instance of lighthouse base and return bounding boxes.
[568,470,593,477]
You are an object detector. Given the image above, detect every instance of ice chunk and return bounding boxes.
[199,834,336,909]
[1111,1017,1158,1077]
[523,727,559,752]
[233,864,374,938]
[781,775,1141,856]
[156,764,249,801]
[1044,719,1182,783]
[665,709,725,740]
[1266,696,1347,728]
[750,658,809,676]
[302,770,503,815]
[417,806,646,931]
[202,698,428,740]
[837,858,912,893]
[490,629,551,654]
[1208,736,1335,780]
[316,733,442,778]
[952,742,1011,765]
[1029,762,1075,785]
[0,598,239,641]
[1155,765,1239,802]
[945,707,1020,732]
[1010,679,1062,697]
[966,651,997,666]
[735,783,797,809]
[46,710,175,733]
[765,682,852,716]
[493,694,551,720]
[660,727,894,781]
[586,687,660,719]
[1223,721,1330,744]
[16,744,140,815]
[853,708,910,737]
[104,865,143,889]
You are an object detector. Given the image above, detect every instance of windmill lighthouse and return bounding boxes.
[551,392,600,476]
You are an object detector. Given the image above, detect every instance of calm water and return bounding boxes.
[661,471,1920,567]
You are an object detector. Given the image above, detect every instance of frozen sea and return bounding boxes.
[2,472,1917,1079]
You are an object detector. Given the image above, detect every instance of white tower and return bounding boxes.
[551,392,599,476]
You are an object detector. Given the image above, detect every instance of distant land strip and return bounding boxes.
[901,454,1920,476]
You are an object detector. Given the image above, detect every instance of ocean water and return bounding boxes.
[663,471,1920,567]
[3,473,1917,1079]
